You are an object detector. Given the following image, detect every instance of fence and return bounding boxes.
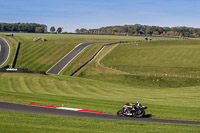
[0,68,46,75]
[0,64,9,69]
[11,42,20,68]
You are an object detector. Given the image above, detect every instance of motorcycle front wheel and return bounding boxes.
[133,110,145,118]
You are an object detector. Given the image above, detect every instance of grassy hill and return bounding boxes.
[0,33,200,132]
[75,40,200,88]
[0,73,200,121]
[1,33,144,71]
[101,40,200,77]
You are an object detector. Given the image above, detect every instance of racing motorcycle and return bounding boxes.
[117,102,147,118]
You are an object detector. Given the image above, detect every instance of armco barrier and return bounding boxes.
[0,68,7,72]
[69,41,143,76]
[0,68,46,75]
[11,42,20,68]
[0,64,9,69]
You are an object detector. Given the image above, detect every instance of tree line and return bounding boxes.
[75,24,200,38]
[0,23,47,33]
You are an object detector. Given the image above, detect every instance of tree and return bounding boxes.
[35,27,44,33]
[0,22,47,33]
[1,24,6,31]
[50,26,55,33]
[57,27,62,34]
[80,28,87,33]
[75,29,80,33]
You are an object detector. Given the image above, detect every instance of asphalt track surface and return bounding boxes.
[47,42,105,74]
[0,38,10,66]
[0,101,200,125]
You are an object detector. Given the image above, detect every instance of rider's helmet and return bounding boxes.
[129,103,133,106]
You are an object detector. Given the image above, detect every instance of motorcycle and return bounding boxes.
[117,102,147,118]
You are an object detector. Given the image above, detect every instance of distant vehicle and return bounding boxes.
[33,38,47,42]
[6,33,13,36]
[117,102,147,118]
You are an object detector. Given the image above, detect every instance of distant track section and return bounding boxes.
[0,38,10,66]
[47,42,105,74]
[0,101,200,125]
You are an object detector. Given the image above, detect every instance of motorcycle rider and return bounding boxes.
[117,102,147,117]
[135,102,140,108]
[123,102,140,114]
[123,103,134,113]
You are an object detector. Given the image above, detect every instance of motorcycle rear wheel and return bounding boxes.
[117,109,124,116]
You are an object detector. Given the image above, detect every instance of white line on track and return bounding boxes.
[56,107,81,111]
[0,38,10,66]
[46,43,83,73]
[57,45,89,74]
